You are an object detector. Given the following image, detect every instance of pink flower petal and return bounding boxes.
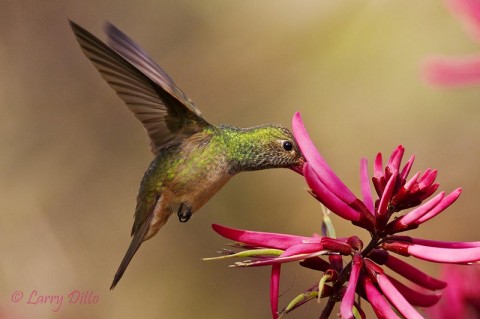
[423,55,480,87]
[410,237,480,248]
[417,169,437,189]
[373,152,386,197]
[387,145,404,173]
[385,240,480,263]
[385,235,480,248]
[376,273,424,319]
[374,152,384,179]
[447,0,480,41]
[211,224,314,250]
[270,264,281,319]
[404,171,420,190]
[387,275,441,307]
[394,192,445,226]
[322,237,354,255]
[304,163,361,222]
[292,112,358,204]
[281,242,325,257]
[425,264,470,319]
[340,254,362,319]
[416,168,432,183]
[400,154,415,182]
[420,183,440,202]
[360,158,374,214]
[383,254,447,290]
[363,276,401,319]
[408,244,480,263]
[377,171,398,221]
[416,188,462,224]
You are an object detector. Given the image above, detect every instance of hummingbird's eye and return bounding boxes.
[282,141,293,152]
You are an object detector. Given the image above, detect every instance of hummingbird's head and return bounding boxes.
[260,125,305,173]
[225,125,305,173]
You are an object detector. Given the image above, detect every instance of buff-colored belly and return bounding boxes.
[145,170,232,240]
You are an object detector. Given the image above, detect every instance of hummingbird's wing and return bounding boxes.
[105,23,203,119]
[70,21,210,155]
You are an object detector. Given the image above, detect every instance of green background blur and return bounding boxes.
[1,1,480,318]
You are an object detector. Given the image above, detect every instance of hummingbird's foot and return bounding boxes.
[178,202,192,223]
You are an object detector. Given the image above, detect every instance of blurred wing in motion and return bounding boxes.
[69,20,210,155]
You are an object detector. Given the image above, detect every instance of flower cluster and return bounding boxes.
[423,0,480,87]
[205,112,480,318]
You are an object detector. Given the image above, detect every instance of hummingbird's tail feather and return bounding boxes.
[110,214,152,290]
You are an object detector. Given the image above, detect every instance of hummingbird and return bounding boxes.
[69,21,304,289]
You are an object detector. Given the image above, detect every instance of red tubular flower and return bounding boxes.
[386,275,441,307]
[211,223,330,250]
[383,240,480,263]
[270,264,281,319]
[401,236,480,248]
[291,114,359,206]
[292,112,462,237]
[340,253,362,319]
[364,276,402,319]
[205,112,480,318]
[386,188,462,233]
[208,223,355,317]
[360,158,375,213]
[293,113,375,231]
[375,272,424,319]
[369,250,447,290]
[304,163,362,223]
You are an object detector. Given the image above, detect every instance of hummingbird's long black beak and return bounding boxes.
[290,157,306,176]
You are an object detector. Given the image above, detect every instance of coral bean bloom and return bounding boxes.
[205,112,480,318]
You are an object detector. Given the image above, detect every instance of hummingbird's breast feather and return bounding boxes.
[144,131,232,239]
[147,168,231,239]
[167,153,232,211]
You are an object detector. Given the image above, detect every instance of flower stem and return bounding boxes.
[319,298,336,319]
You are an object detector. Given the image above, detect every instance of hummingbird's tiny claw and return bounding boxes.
[178,202,192,223]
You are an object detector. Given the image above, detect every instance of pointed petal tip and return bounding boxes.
[291,112,307,141]
[291,112,303,128]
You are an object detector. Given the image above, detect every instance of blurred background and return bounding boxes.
[1,1,480,318]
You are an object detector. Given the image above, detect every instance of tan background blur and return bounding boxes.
[1,1,480,318]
